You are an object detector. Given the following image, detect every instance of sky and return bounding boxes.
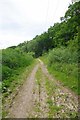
[0,0,72,49]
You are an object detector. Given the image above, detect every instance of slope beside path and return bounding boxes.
[6,59,78,118]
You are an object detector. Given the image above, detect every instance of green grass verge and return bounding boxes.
[40,56,79,95]
[35,68,42,86]
[35,66,62,118]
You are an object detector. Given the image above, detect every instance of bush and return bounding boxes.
[48,47,78,66]
[2,66,13,80]
[47,37,78,94]
[48,34,78,66]
[2,48,34,81]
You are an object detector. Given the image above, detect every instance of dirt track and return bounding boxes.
[6,59,78,118]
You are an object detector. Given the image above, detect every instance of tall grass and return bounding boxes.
[2,48,33,80]
[42,36,79,94]
[2,48,34,93]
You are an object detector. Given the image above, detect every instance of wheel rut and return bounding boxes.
[6,59,78,118]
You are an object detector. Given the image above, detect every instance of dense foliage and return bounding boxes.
[48,33,78,90]
[39,2,79,94]
[2,2,79,118]
[17,1,80,57]
[48,35,78,65]
[2,48,33,81]
[41,33,78,94]
[2,1,79,94]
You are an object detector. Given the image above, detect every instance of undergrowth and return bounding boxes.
[41,37,79,95]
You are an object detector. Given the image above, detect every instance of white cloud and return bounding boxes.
[0,0,71,49]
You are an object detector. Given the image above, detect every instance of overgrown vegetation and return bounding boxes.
[1,1,79,118]
[2,60,37,117]
[17,2,79,57]
[41,34,78,94]
[40,2,79,95]
[2,48,33,80]
[2,49,36,117]
[2,0,79,107]
[2,47,34,94]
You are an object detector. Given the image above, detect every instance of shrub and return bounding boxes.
[2,48,34,81]
[2,66,13,80]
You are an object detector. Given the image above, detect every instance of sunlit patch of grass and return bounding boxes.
[48,104,62,118]
[48,65,78,95]
[41,55,78,95]
[35,102,41,113]
[45,79,56,97]
[35,68,42,86]
[66,111,78,118]
[45,78,62,118]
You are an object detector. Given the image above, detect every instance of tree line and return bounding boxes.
[16,1,80,57]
